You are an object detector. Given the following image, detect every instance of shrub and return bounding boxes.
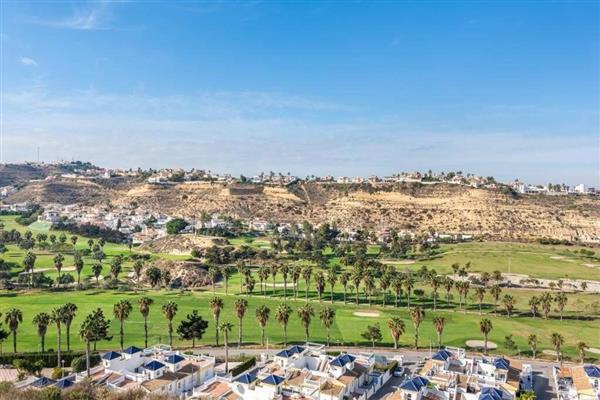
[50,367,65,380]
[230,357,256,377]
[71,353,101,373]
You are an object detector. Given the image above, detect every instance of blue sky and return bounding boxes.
[1,0,598,185]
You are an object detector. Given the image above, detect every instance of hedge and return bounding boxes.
[230,357,256,377]
[0,352,88,368]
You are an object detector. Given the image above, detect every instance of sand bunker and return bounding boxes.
[587,348,600,355]
[542,350,557,356]
[465,340,497,350]
[353,311,381,318]
[583,263,600,268]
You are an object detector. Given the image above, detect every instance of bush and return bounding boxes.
[71,353,101,373]
[0,351,86,368]
[50,367,65,380]
[166,218,188,235]
[230,357,256,377]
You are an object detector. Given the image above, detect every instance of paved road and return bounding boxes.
[193,346,560,400]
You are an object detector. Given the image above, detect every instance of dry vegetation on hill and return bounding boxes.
[5,177,600,242]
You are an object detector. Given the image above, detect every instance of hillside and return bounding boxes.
[5,178,600,242]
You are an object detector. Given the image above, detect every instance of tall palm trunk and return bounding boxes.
[119,320,125,350]
[238,318,243,348]
[56,324,62,367]
[224,332,229,373]
[144,316,149,348]
[66,324,71,352]
[85,339,91,376]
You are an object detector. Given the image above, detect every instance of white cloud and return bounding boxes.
[19,57,38,67]
[29,2,113,31]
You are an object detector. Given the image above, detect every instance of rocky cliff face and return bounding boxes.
[6,178,600,242]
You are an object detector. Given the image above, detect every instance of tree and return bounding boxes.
[234,298,248,348]
[53,253,65,287]
[540,292,553,320]
[70,235,78,247]
[340,272,350,304]
[302,266,312,301]
[177,310,208,348]
[502,294,516,317]
[209,297,224,346]
[404,277,415,309]
[475,287,486,315]
[32,312,51,352]
[92,263,103,287]
[146,266,162,287]
[490,284,501,316]
[269,264,278,297]
[219,322,233,373]
[0,314,9,354]
[133,260,144,292]
[315,271,325,302]
[62,303,78,352]
[207,266,219,294]
[23,252,37,288]
[555,292,568,321]
[291,265,302,300]
[222,265,233,295]
[410,307,425,349]
[113,300,132,351]
[280,264,290,299]
[255,305,271,347]
[551,332,564,362]
[528,334,538,359]
[387,317,406,349]
[319,307,336,346]
[443,277,453,307]
[576,341,587,364]
[518,391,536,400]
[361,324,383,348]
[258,266,269,296]
[432,316,446,348]
[110,256,123,281]
[5,308,22,353]
[297,304,315,342]
[166,218,187,234]
[138,297,154,348]
[79,309,111,377]
[50,307,66,365]
[430,275,441,311]
[276,304,293,346]
[162,301,179,347]
[351,269,362,305]
[73,251,84,288]
[529,296,540,319]
[479,318,493,355]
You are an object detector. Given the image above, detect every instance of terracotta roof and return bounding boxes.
[140,371,183,392]
[571,366,594,393]
[197,380,232,398]
[320,379,345,396]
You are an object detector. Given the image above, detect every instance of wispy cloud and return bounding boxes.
[29,2,113,30]
[19,57,38,67]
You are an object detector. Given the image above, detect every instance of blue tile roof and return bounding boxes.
[165,354,185,364]
[122,346,142,355]
[143,360,166,371]
[262,374,285,386]
[399,376,429,392]
[102,351,121,360]
[330,353,356,367]
[234,373,257,384]
[31,377,56,388]
[55,378,75,389]
[432,349,453,362]
[584,365,600,378]
[493,358,510,370]
[479,387,504,400]
[275,345,305,358]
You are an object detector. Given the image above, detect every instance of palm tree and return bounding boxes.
[138,297,154,348]
[54,253,65,287]
[32,312,51,352]
[73,252,84,288]
[443,277,453,307]
[576,341,587,364]
[479,318,493,355]
[340,272,350,304]
[255,305,271,347]
[528,334,538,359]
[319,307,336,346]
[555,292,568,321]
[269,264,279,296]
[540,292,553,319]
[50,307,66,365]
[62,303,78,352]
[222,265,233,295]
[475,287,486,315]
[430,276,441,311]
[275,304,293,346]
[297,304,314,343]
[551,332,564,362]
[490,284,501,316]
[404,277,415,309]
[387,317,406,349]
[502,294,516,317]
[529,296,540,319]
[432,316,446,348]
[314,271,325,302]
[392,276,403,308]
[258,266,269,296]
[351,269,362,305]
[133,260,144,292]
[162,301,179,347]
[209,297,224,346]
[23,251,36,289]
[219,323,233,373]
[5,308,22,353]
[113,300,132,350]
[410,307,425,349]
[326,269,337,303]
[280,264,290,299]
[92,263,103,287]
[207,266,219,294]
[234,298,248,348]
[291,265,302,300]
